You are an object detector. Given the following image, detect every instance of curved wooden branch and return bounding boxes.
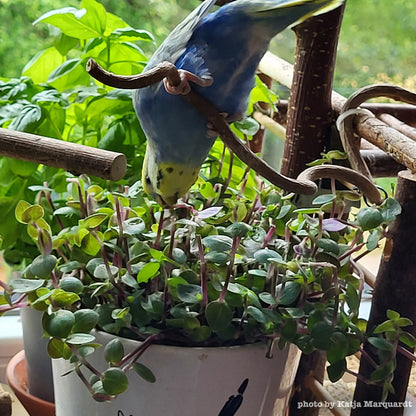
[338,84,416,178]
[86,59,181,90]
[86,59,382,204]
[298,165,382,205]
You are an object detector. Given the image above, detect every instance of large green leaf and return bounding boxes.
[48,59,90,91]
[22,48,63,84]
[110,27,154,43]
[34,7,101,40]
[80,0,107,36]
[9,104,42,132]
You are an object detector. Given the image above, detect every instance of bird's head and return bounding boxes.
[142,148,200,207]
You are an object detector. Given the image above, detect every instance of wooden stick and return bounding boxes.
[259,53,416,175]
[281,4,345,179]
[285,7,346,415]
[303,374,348,416]
[360,149,405,178]
[0,383,12,416]
[378,113,416,142]
[252,111,286,140]
[352,170,416,415]
[0,128,127,181]
[270,100,416,129]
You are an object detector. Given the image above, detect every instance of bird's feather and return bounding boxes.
[146,0,217,68]
[134,0,344,206]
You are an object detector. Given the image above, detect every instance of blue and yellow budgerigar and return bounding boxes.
[134,0,343,207]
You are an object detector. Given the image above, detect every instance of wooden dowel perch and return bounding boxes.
[0,128,127,181]
[86,59,383,204]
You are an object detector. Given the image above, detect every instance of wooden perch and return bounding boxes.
[267,101,408,177]
[338,84,416,177]
[282,3,344,178]
[259,53,416,175]
[352,170,416,415]
[0,128,127,181]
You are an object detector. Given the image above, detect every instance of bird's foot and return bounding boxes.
[163,69,213,95]
[207,112,243,138]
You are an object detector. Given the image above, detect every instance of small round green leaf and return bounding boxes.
[43,310,75,338]
[10,278,45,293]
[172,248,187,264]
[104,339,124,365]
[47,337,72,359]
[21,204,44,223]
[254,248,282,264]
[102,368,128,395]
[225,222,252,238]
[66,333,95,345]
[367,337,394,351]
[204,251,229,265]
[205,301,233,332]
[176,284,202,303]
[316,238,339,255]
[327,359,347,382]
[30,254,57,278]
[356,207,384,231]
[73,309,99,333]
[59,276,84,294]
[133,362,156,383]
[202,235,233,252]
[137,262,160,283]
[278,282,302,306]
[312,194,336,205]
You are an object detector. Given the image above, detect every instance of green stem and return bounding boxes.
[68,344,102,378]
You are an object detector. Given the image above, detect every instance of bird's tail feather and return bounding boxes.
[228,0,344,25]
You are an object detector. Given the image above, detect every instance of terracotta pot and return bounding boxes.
[53,330,301,416]
[6,350,55,416]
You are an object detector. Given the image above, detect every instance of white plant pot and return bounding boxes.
[52,331,301,416]
[20,307,54,403]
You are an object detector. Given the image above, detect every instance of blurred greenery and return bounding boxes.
[1,0,416,95]
[0,0,413,265]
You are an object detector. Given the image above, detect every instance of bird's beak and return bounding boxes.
[154,193,178,208]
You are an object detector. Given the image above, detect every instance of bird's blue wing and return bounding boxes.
[146,0,217,69]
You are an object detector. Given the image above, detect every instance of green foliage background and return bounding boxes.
[0,0,414,267]
[1,0,416,93]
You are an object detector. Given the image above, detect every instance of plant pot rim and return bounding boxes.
[93,329,276,352]
[6,350,55,413]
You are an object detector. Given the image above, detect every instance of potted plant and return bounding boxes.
[0,165,408,415]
